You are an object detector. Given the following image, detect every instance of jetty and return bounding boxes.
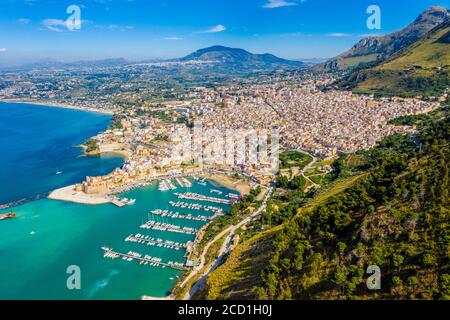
[140,220,197,235]
[150,209,210,222]
[175,177,193,188]
[174,192,231,204]
[125,233,190,250]
[101,247,188,271]
[168,200,222,212]
[111,197,136,207]
[158,179,177,191]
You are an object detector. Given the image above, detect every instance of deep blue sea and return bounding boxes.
[0,102,124,206]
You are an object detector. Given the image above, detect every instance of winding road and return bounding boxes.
[182,185,274,300]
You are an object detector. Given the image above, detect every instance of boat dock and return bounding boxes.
[158,179,177,191]
[101,247,188,271]
[140,220,197,235]
[175,177,193,188]
[111,197,136,207]
[150,209,210,222]
[125,233,189,250]
[174,192,231,204]
[168,200,222,212]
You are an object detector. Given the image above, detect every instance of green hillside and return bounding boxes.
[338,21,450,97]
[197,102,450,300]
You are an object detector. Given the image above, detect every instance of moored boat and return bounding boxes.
[0,212,16,220]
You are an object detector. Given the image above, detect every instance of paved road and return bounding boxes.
[289,148,319,188]
[182,186,274,300]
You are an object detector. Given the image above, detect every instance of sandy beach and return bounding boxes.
[0,98,114,115]
[199,173,251,195]
[48,185,111,205]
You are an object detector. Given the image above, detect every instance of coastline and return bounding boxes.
[46,172,248,206]
[0,98,115,115]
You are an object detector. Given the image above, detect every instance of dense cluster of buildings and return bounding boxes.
[200,81,438,156]
[1,66,440,195]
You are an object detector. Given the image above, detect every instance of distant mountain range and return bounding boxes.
[316,6,450,72]
[1,46,303,75]
[0,58,130,71]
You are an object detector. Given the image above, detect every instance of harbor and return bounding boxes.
[98,176,238,291]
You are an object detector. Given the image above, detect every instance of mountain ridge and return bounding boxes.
[316,6,450,72]
[178,45,304,69]
[335,18,450,97]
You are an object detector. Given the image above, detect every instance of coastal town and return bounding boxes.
[1,65,440,202]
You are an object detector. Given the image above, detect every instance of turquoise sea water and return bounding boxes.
[0,102,236,299]
[0,102,124,206]
[0,180,233,299]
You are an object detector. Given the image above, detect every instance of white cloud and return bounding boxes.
[108,24,134,31]
[262,0,301,9]
[41,18,89,32]
[202,24,226,33]
[41,19,67,32]
[360,33,384,38]
[328,33,352,37]
[17,18,31,24]
[0,48,7,53]
[164,37,183,40]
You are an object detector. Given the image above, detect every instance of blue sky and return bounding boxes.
[0,0,448,65]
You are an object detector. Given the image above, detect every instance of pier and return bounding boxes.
[101,247,188,271]
[150,209,210,222]
[140,220,197,235]
[125,233,190,250]
[158,179,176,191]
[168,200,222,212]
[175,177,193,188]
[174,192,231,204]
